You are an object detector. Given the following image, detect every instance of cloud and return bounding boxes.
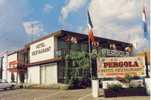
[131,37,149,53]
[0,0,29,52]
[77,25,87,34]
[88,0,149,52]
[23,21,44,35]
[43,4,53,14]
[61,0,88,20]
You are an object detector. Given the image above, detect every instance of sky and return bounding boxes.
[0,0,150,55]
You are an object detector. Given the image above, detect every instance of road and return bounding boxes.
[0,89,150,100]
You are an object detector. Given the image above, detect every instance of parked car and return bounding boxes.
[0,79,15,90]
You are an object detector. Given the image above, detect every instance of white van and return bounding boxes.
[0,79,15,90]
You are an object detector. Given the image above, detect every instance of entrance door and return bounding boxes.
[19,72,25,83]
[11,72,15,82]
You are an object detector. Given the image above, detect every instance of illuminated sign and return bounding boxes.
[97,56,146,78]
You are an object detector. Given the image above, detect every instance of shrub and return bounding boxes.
[68,78,80,89]
[78,78,91,88]
[68,77,90,89]
[108,84,123,91]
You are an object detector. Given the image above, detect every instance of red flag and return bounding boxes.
[87,11,96,46]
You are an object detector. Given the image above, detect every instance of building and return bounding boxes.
[1,49,28,83]
[26,30,133,85]
[0,30,133,84]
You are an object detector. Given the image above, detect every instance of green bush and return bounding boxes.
[68,78,79,89]
[68,77,90,89]
[108,84,123,90]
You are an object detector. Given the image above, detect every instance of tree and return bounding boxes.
[64,51,90,87]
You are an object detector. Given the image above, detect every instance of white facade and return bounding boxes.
[28,63,58,84]
[28,36,59,84]
[2,52,25,84]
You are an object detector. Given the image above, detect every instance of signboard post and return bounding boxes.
[92,80,99,97]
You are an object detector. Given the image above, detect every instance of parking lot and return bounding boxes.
[0,89,150,100]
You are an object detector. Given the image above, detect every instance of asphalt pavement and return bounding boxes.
[0,89,150,100]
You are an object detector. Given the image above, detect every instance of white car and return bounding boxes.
[0,79,15,90]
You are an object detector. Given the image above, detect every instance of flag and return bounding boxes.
[87,11,98,79]
[142,5,148,38]
[87,11,96,47]
[88,11,93,29]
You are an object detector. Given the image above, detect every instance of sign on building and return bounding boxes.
[97,56,146,78]
[100,48,129,57]
[29,36,57,63]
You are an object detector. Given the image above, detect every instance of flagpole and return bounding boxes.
[87,10,94,82]
[88,39,93,81]
[87,10,99,97]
